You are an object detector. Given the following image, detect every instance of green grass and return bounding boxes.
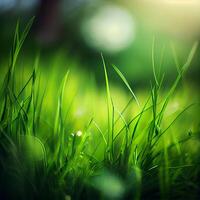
[0,20,200,200]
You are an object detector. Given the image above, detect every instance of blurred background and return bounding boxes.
[0,0,200,86]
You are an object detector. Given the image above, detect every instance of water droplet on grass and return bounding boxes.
[76,130,83,137]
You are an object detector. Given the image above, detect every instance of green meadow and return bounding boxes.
[0,19,200,200]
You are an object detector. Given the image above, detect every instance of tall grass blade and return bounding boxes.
[112,64,140,107]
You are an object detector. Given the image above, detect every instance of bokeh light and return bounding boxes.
[81,4,136,54]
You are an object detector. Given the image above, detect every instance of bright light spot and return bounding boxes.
[75,107,85,117]
[81,4,136,54]
[71,133,75,137]
[92,171,125,198]
[166,101,180,116]
[136,0,200,38]
[76,130,82,137]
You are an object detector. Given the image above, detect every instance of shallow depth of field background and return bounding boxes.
[0,0,200,84]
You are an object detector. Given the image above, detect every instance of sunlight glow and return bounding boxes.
[81,4,135,53]
[135,0,200,38]
[163,0,199,4]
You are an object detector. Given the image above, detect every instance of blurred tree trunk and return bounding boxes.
[36,0,62,44]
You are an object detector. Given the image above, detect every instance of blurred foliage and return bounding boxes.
[0,0,199,86]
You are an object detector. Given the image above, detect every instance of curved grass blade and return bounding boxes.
[112,64,140,107]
